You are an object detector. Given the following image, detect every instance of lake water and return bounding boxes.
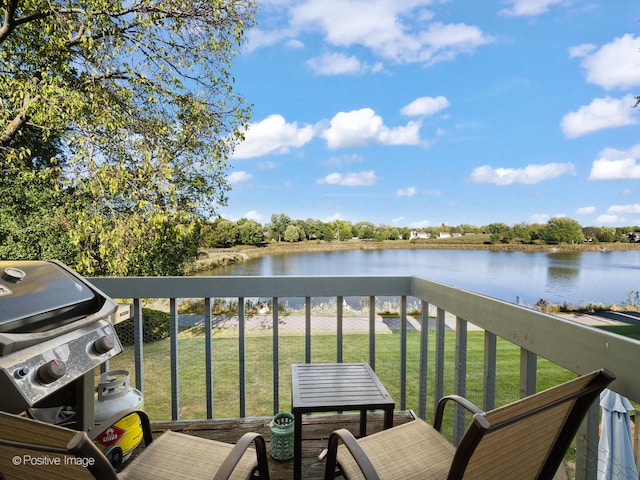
[201,249,640,306]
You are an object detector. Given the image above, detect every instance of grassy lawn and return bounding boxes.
[105,328,575,422]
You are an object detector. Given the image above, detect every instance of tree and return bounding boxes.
[201,218,239,248]
[269,214,292,242]
[237,219,265,246]
[354,221,376,239]
[540,217,584,244]
[334,220,352,241]
[283,224,302,242]
[486,222,512,244]
[1,0,257,274]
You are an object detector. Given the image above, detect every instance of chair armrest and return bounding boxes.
[67,431,119,480]
[434,395,485,432]
[88,408,153,447]
[324,429,380,480]
[212,432,270,480]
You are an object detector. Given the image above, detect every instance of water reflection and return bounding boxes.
[198,249,640,306]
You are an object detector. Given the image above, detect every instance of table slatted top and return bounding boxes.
[291,363,394,412]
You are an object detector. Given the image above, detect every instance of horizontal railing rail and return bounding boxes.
[89,275,640,480]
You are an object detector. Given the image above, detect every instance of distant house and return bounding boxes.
[629,232,640,243]
[438,232,452,239]
[410,231,430,240]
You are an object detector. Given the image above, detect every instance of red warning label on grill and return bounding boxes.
[96,425,126,447]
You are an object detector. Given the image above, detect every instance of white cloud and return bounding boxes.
[530,213,550,223]
[286,1,491,65]
[607,204,640,215]
[307,52,381,75]
[322,108,421,149]
[469,162,576,185]
[396,186,417,197]
[259,161,281,169]
[575,206,596,215]
[568,43,595,59]
[317,170,377,186]
[589,145,640,180]
[228,171,252,184]
[243,210,263,221]
[401,96,450,117]
[561,95,638,138]
[320,153,365,167]
[233,114,316,159]
[573,34,640,90]
[597,214,621,225]
[499,0,564,16]
[392,216,405,224]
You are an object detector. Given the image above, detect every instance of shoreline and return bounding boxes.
[189,238,640,273]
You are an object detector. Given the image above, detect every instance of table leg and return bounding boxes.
[383,407,394,429]
[359,410,367,437]
[294,410,302,480]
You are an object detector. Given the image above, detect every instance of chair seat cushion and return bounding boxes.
[118,431,257,480]
[337,419,455,480]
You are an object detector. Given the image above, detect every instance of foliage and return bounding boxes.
[539,217,584,244]
[114,308,170,345]
[236,218,265,246]
[283,223,302,242]
[0,168,82,263]
[1,0,257,275]
[269,213,292,242]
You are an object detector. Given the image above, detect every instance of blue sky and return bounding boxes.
[220,0,640,229]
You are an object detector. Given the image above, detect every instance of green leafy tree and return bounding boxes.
[283,224,302,242]
[269,213,292,242]
[486,222,512,244]
[237,219,265,246]
[201,219,239,248]
[354,221,376,240]
[540,217,584,244]
[1,0,257,275]
[334,220,352,241]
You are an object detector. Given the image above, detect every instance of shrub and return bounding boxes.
[115,308,170,345]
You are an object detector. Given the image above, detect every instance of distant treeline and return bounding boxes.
[200,214,640,248]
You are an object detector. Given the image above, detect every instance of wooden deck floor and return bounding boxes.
[141,411,416,480]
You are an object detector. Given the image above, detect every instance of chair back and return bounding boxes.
[0,410,116,480]
[448,369,615,480]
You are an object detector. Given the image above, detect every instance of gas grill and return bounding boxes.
[0,261,123,429]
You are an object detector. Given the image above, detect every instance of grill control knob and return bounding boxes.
[2,267,25,283]
[37,359,66,384]
[93,335,115,355]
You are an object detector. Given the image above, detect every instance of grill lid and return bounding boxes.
[0,261,102,333]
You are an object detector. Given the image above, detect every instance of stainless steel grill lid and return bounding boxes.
[0,261,101,333]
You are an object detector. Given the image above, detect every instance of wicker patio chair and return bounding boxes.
[0,408,270,480]
[324,369,615,480]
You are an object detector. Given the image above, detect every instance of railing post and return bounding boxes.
[520,348,537,398]
[238,297,246,418]
[453,317,467,445]
[433,308,446,417]
[133,298,144,394]
[170,298,179,421]
[483,331,497,411]
[205,297,214,419]
[369,295,376,370]
[575,402,600,480]
[418,301,429,421]
[305,297,311,364]
[272,297,280,415]
[400,296,407,411]
[337,296,343,363]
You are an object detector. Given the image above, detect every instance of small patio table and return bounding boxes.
[291,362,395,480]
